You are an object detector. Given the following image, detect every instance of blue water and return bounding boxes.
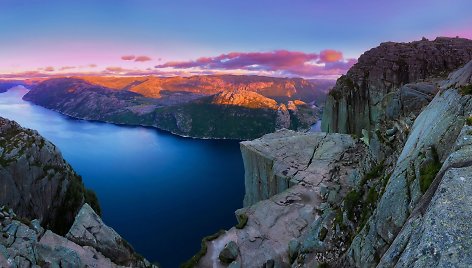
[0,86,245,268]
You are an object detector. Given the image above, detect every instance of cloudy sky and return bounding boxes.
[0,0,471,79]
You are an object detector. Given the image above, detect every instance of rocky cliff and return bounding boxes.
[321,37,472,136]
[0,117,99,234]
[189,39,472,268]
[190,130,371,267]
[0,117,156,267]
[23,78,319,139]
[0,204,156,267]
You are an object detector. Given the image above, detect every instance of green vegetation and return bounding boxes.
[52,175,101,235]
[180,230,226,268]
[419,147,442,193]
[359,162,385,186]
[85,189,101,215]
[466,116,472,126]
[235,213,248,229]
[344,190,362,221]
[459,84,472,95]
[318,227,328,241]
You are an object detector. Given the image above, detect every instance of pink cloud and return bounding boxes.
[319,50,343,63]
[44,66,55,72]
[155,50,356,78]
[121,55,136,61]
[89,64,97,68]
[60,66,76,71]
[105,66,130,73]
[135,56,152,62]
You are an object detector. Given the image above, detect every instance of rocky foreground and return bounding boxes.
[189,38,472,267]
[0,117,156,267]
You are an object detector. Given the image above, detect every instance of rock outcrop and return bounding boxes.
[190,40,472,268]
[0,204,156,267]
[193,130,370,267]
[0,117,99,235]
[0,117,156,267]
[322,37,472,136]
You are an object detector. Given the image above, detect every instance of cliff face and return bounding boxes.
[23,78,319,139]
[193,130,371,267]
[342,58,472,268]
[0,117,156,267]
[190,41,472,268]
[321,37,472,136]
[0,117,99,234]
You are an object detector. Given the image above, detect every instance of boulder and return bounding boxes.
[219,241,239,263]
[66,203,136,266]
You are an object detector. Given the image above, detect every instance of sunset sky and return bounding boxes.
[1,0,471,79]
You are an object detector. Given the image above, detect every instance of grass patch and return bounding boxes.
[235,213,248,229]
[180,230,226,268]
[318,227,328,241]
[359,161,385,186]
[344,190,362,221]
[419,147,442,193]
[466,116,472,126]
[459,84,472,95]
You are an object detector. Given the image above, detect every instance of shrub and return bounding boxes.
[180,230,226,268]
[344,190,362,221]
[419,147,442,193]
[235,213,248,229]
[459,84,472,95]
[318,227,328,241]
[466,116,472,126]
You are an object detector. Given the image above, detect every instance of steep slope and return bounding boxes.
[150,90,317,139]
[190,42,472,267]
[191,130,370,267]
[0,117,156,267]
[0,117,99,234]
[23,78,319,139]
[322,37,472,136]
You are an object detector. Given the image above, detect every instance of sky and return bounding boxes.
[0,0,471,79]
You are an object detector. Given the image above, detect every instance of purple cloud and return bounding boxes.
[155,50,356,78]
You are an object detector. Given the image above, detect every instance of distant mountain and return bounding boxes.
[79,75,333,104]
[0,80,26,93]
[23,77,323,139]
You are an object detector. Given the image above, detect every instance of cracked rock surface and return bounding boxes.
[0,204,157,268]
[197,130,369,267]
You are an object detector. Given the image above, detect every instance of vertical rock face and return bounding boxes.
[0,117,99,234]
[194,44,472,268]
[342,60,472,267]
[378,125,472,268]
[0,118,157,267]
[195,130,369,267]
[322,37,472,136]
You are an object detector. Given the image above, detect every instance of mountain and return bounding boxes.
[79,75,333,103]
[23,76,323,139]
[0,80,25,93]
[321,37,472,135]
[0,117,156,267]
[190,38,472,268]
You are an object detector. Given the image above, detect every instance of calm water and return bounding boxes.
[0,86,245,268]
